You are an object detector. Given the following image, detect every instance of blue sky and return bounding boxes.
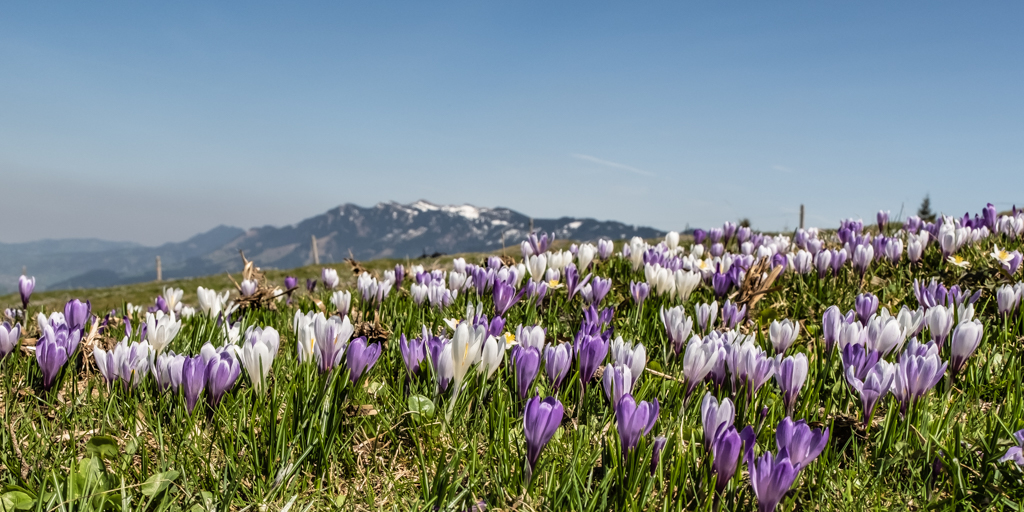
[1,2,1021,245]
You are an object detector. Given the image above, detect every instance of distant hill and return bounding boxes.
[3,201,666,292]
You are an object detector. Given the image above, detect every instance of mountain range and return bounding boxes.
[0,201,666,293]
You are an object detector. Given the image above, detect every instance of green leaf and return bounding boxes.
[0,491,33,511]
[408,395,436,421]
[85,435,120,460]
[140,471,180,497]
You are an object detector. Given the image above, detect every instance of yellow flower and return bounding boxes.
[992,245,1014,264]
[503,332,517,350]
[548,279,564,289]
[947,255,971,269]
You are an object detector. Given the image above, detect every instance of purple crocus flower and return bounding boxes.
[0,322,21,358]
[615,394,659,458]
[711,425,744,493]
[589,277,612,306]
[821,306,844,353]
[400,334,426,376]
[154,351,184,391]
[728,340,776,398]
[284,276,298,290]
[693,229,706,245]
[64,299,91,333]
[845,360,895,425]
[602,363,634,406]
[651,436,668,475]
[155,295,169,314]
[701,393,735,448]
[394,264,405,288]
[720,300,746,330]
[830,248,848,276]
[630,282,649,306]
[775,417,828,468]
[306,278,317,293]
[723,221,737,241]
[206,350,240,408]
[696,302,719,335]
[854,293,878,326]
[983,203,998,230]
[749,449,800,512]
[999,429,1024,466]
[181,355,208,415]
[36,327,69,389]
[576,334,609,389]
[841,343,881,384]
[544,343,572,391]
[771,253,787,270]
[525,280,548,304]
[425,332,451,391]
[514,346,542,399]
[814,250,832,279]
[775,354,808,417]
[892,340,947,413]
[877,210,890,232]
[851,244,874,277]
[708,228,724,244]
[19,276,35,309]
[949,320,984,378]
[492,280,525,317]
[712,272,731,298]
[345,337,381,383]
[486,316,506,338]
[523,395,563,482]
[597,239,613,260]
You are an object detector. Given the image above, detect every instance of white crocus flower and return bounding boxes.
[197,287,230,318]
[163,287,184,312]
[577,243,597,271]
[674,270,702,302]
[331,290,351,316]
[450,322,485,394]
[294,311,317,363]
[665,231,680,251]
[769,319,801,354]
[527,254,548,283]
[145,311,181,354]
[480,335,503,379]
[241,326,280,392]
[628,237,647,271]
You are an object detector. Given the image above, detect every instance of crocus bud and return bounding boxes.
[877,210,890,232]
[240,279,257,297]
[651,436,668,475]
[710,426,743,493]
[855,293,878,326]
[821,306,843,353]
[949,319,983,377]
[321,268,340,290]
[769,319,800,354]
[774,354,808,416]
[64,299,91,332]
[18,275,35,309]
[543,343,572,391]
[0,322,21,358]
[615,394,659,459]
[523,395,563,483]
[601,363,634,406]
